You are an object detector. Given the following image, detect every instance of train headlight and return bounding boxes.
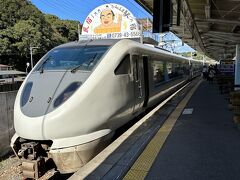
[54,82,82,108]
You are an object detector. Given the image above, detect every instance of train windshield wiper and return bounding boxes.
[39,56,52,74]
[86,53,98,66]
[71,53,98,73]
[70,64,83,73]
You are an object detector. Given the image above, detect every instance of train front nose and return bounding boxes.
[15,71,66,140]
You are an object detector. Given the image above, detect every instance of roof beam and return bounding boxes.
[205,0,211,19]
[195,18,240,25]
[202,32,240,43]
[172,0,206,53]
[207,30,240,37]
[205,42,236,47]
[134,0,153,15]
[203,37,236,42]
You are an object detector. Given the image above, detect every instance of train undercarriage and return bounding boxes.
[11,133,113,179]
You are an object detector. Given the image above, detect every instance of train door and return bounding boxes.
[143,56,149,107]
[132,54,145,113]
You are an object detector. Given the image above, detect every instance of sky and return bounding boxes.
[30,0,194,53]
[31,0,152,22]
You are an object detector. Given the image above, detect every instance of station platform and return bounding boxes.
[70,78,240,180]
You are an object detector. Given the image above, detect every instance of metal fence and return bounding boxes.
[0,91,17,157]
[0,82,22,92]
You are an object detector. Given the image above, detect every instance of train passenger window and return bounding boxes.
[168,63,186,79]
[114,54,131,75]
[152,60,165,85]
[166,63,173,75]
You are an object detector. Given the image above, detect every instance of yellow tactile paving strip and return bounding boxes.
[124,80,202,180]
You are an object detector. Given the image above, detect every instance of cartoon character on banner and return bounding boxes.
[94,5,122,34]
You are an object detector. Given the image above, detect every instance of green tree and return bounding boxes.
[0,0,80,71]
[44,14,79,42]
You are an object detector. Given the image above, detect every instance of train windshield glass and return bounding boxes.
[35,46,110,71]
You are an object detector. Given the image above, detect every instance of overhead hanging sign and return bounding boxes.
[81,3,141,39]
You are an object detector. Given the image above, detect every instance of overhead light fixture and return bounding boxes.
[205,5,210,19]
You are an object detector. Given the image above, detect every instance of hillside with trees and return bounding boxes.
[0,0,80,71]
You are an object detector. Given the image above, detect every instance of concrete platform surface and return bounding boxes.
[145,81,240,180]
[70,79,240,180]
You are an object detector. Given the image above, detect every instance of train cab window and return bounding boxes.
[35,45,110,72]
[114,54,131,75]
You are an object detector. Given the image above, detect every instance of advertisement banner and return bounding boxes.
[81,3,141,39]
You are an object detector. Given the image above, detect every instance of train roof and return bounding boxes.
[54,38,156,49]
[54,39,202,64]
[55,39,121,49]
[0,70,26,76]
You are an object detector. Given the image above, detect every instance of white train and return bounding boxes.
[11,39,202,178]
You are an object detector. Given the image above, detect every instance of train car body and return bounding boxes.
[11,39,202,178]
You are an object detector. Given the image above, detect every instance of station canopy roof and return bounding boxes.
[135,0,240,61]
[0,70,26,75]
